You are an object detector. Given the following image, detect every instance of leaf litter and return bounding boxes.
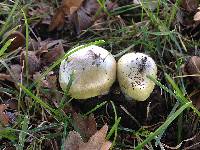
[65,124,111,150]
[49,0,117,34]
[1,0,200,149]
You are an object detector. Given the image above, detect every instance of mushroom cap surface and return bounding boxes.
[117,52,157,101]
[59,45,116,99]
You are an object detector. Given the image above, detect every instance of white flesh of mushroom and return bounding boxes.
[59,45,116,99]
[117,53,157,101]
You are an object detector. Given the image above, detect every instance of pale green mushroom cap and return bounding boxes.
[117,52,157,101]
[59,45,116,99]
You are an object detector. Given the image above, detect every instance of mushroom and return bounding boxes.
[117,52,157,101]
[59,45,116,99]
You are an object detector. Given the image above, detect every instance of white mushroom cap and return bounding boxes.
[117,52,157,101]
[59,45,116,99]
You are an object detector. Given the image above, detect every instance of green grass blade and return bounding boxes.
[134,102,192,150]
[107,101,120,149]
[58,72,74,109]
[148,75,200,117]
[0,128,17,141]
[18,83,57,115]
[21,9,29,81]
[84,101,107,116]
[0,38,14,57]
[155,101,180,146]
[106,117,121,140]
[164,73,200,117]
[61,118,68,150]
[17,115,29,150]
[0,0,19,37]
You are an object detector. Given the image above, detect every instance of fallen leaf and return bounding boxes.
[69,0,99,34]
[49,0,84,31]
[64,124,111,150]
[181,0,199,13]
[49,7,65,31]
[40,42,64,66]
[50,0,117,33]
[100,141,112,150]
[20,51,41,75]
[70,8,93,34]
[9,64,22,83]
[3,31,25,52]
[33,71,57,89]
[73,112,97,141]
[176,9,195,26]
[35,39,62,56]
[62,0,85,15]
[0,104,9,126]
[0,64,23,87]
[28,2,53,17]
[192,93,200,109]
[177,0,199,27]
[29,38,40,51]
[28,1,54,26]
[4,99,18,110]
[64,131,84,150]
[0,73,12,81]
[184,56,200,83]
[80,124,111,150]
[71,0,118,34]
[46,74,58,89]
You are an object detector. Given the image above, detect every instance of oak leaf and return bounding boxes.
[64,124,112,150]
[73,112,97,141]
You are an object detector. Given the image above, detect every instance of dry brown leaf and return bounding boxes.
[46,74,58,89]
[28,2,52,17]
[4,99,18,110]
[20,51,41,75]
[28,1,54,27]
[0,73,12,81]
[9,64,22,83]
[62,0,85,15]
[0,64,23,87]
[33,71,57,89]
[100,141,112,150]
[192,94,200,109]
[70,0,118,34]
[29,39,40,51]
[70,8,93,34]
[73,112,97,141]
[70,0,102,34]
[49,7,65,31]
[184,56,200,83]
[181,0,199,13]
[64,131,84,150]
[64,124,111,150]
[80,124,111,150]
[4,31,25,52]
[40,42,64,66]
[49,0,84,31]
[0,104,9,126]
[50,0,117,33]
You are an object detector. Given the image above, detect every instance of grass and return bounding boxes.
[0,0,200,149]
